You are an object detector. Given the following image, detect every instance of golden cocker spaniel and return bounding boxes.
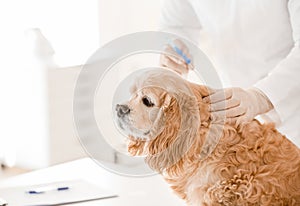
[115,69,300,205]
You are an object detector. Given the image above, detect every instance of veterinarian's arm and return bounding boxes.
[254,0,300,124]
[159,0,201,75]
[159,0,201,44]
[204,1,300,126]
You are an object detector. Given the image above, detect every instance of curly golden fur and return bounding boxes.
[121,69,300,205]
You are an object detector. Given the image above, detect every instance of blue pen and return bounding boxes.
[27,186,69,194]
[169,41,191,65]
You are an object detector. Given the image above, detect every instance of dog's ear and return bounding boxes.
[146,93,201,174]
[146,95,181,172]
[127,135,146,156]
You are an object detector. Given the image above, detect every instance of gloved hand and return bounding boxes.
[203,87,274,125]
[160,39,194,75]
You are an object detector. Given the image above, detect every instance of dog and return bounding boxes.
[115,68,300,205]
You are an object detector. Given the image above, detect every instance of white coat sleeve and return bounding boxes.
[159,0,202,44]
[255,0,300,123]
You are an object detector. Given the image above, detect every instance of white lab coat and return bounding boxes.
[160,0,300,147]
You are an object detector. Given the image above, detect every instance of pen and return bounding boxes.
[27,186,69,194]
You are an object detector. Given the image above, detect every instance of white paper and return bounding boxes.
[0,179,118,206]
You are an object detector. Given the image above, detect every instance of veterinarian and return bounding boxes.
[159,0,300,147]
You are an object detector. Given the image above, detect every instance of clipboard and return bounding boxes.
[0,179,118,206]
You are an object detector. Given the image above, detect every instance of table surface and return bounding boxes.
[0,158,185,206]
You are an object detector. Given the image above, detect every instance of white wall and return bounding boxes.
[0,0,99,169]
[98,0,163,45]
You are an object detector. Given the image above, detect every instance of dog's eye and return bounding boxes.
[142,96,154,107]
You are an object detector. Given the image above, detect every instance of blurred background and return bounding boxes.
[0,0,164,178]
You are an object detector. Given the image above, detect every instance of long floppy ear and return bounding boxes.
[146,92,200,175]
[127,135,146,156]
[146,95,181,171]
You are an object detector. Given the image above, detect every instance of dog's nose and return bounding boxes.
[116,104,130,117]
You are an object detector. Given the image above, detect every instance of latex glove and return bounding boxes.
[160,39,194,75]
[203,87,274,125]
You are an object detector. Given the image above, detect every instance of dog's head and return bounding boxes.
[115,69,211,173]
[116,85,171,141]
